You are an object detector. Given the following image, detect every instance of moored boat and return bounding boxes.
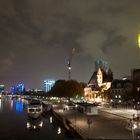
[27,100,43,119]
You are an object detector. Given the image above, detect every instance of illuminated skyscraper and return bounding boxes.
[44,80,55,92]
[11,83,24,94]
[0,85,4,93]
[11,86,16,94]
[17,83,24,93]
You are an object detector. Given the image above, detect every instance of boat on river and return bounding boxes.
[27,100,43,119]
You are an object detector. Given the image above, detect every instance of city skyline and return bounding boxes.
[0,0,140,89]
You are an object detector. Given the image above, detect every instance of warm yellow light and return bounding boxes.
[138,34,140,48]
[0,99,1,111]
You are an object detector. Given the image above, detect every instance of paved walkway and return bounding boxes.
[52,104,132,139]
[98,106,138,119]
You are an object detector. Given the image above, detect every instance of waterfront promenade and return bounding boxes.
[99,106,138,119]
[52,104,133,139]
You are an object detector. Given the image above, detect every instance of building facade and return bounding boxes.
[84,60,113,102]
[0,85,4,93]
[109,69,140,103]
[132,69,140,92]
[109,79,133,102]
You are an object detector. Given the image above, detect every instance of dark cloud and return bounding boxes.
[0,0,140,90]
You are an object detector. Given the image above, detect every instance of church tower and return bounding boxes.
[97,68,103,85]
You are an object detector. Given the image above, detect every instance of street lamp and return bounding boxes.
[67,48,75,80]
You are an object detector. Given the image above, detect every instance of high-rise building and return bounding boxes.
[17,83,24,93]
[11,83,24,94]
[0,85,4,93]
[11,86,16,94]
[44,80,55,92]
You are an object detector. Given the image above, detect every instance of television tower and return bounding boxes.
[68,48,75,80]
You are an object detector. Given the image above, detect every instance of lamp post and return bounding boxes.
[87,116,92,139]
[67,48,75,80]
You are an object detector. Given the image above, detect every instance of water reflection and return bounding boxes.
[48,115,64,136]
[10,99,13,110]
[15,99,23,112]
[0,96,80,139]
[27,117,43,131]
[57,126,61,135]
[0,96,26,113]
[50,116,53,123]
[0,98,4,112]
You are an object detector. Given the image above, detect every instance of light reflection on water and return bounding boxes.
[0,98,4,112]
[15,99,23,113]
[0,96,26,113]
[27,117,43,131]
[0,96,74,140]
[0,99,2,112]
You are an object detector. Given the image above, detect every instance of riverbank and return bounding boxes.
[51,104,132,139]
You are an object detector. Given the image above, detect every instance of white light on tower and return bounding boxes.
[68,67,71,70]
[68,48,75,80]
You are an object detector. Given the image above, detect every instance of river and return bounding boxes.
[0,95,80,140]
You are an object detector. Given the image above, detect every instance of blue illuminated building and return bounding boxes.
[17,83,24,93]
[11,86,17,94]
[44,80,55,92]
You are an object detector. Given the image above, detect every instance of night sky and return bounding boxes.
[0,0,140,90]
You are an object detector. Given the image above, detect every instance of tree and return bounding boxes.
[50,80,66,97]
[65,80,84,97]
[49,80,84,98]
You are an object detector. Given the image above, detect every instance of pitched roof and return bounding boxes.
[88,71,97,85]
[88,68,113,85]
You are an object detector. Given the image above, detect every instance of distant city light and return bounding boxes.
[11,83,24,94]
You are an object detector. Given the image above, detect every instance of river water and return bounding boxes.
[0,95,80,140]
